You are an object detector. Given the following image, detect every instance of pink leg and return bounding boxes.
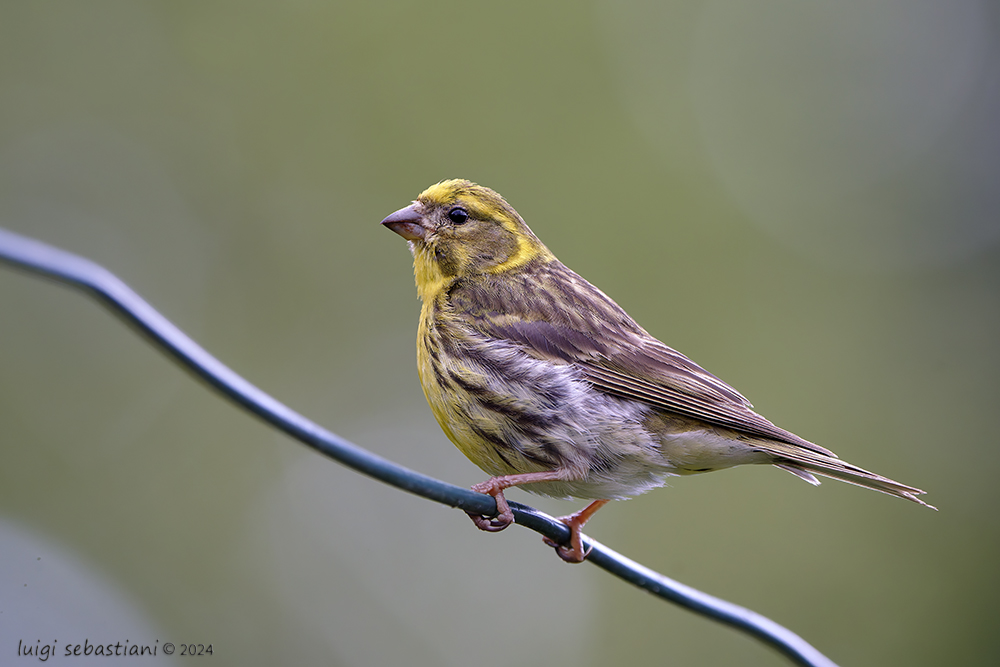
[467,470,574,532]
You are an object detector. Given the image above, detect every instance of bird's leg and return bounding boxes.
[467,470,573,532]
[543,499,610,563]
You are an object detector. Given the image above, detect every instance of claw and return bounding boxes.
[543,530,592,563]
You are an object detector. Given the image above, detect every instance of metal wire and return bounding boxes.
[0,227,838,667]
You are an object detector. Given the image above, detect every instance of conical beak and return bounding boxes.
[381,203,426,241]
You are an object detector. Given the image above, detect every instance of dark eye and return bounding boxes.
[448,207,469,225]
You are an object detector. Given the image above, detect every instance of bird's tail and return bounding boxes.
[758,441,936,510]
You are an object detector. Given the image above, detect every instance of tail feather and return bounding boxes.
[760,442,936,510]
[775,463,820,486]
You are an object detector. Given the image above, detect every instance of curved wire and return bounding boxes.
[0,227,837,667]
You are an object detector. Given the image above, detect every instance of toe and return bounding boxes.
[468,510,512,532]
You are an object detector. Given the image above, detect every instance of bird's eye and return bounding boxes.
[448,207,469,225]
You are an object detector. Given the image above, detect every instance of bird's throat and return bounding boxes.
[411,243,451,303]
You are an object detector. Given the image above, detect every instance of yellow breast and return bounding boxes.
[415,300,528,478]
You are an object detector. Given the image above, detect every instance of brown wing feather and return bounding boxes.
[447,260,833,456]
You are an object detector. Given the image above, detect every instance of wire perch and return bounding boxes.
[0,227,838,667]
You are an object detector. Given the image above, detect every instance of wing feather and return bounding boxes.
[446,261,833,456]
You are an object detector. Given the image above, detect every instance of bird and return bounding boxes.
[381,179,934,562]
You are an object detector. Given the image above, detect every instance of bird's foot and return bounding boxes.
[542,499,610,563]
[543,517,591,563]
[467,479,514,532]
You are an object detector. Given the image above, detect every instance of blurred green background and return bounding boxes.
[2,1,998,665]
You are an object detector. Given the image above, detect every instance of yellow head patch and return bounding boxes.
[414,179,555,293]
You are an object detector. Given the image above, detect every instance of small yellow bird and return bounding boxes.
[382,179,933,562]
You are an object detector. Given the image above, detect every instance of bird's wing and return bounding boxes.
[450,263,833,456]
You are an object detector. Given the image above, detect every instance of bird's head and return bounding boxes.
[381,180,554,296]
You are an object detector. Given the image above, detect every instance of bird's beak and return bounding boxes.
[381,203,426,241]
